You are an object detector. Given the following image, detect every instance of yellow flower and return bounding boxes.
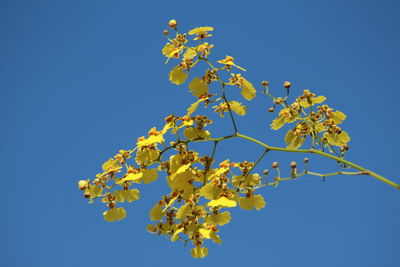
[114,189,140,202]
[217,55,246,71]
[167,170,195,199]
[232,173,261,188]
[270,108,299,130]
[228,74,256,100]
[169,65,188,85]
[191,246,208,258]
[189,77,208,97]
[197,42,214,56]
[102,158,121,173]
[296,90,326,108]
[149,202,164,221]
[323,131,351,146]
[188,26,214,40]
[183,47,198,60]
[205,211,231,226]
[239,194,266,210]
[162,43,184,60]
[103,207,127,222]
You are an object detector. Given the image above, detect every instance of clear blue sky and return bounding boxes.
[1,1,399,266]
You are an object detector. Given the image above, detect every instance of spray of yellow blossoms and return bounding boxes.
[77,19,400,259]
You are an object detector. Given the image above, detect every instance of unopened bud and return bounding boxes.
[283,81,291,89]
[303,157,309,164]
[168,19,177,29]
[84,191,91,199]
[78,180,89,191]
[290,161,297,168]
[163,29,169,35]
[262,81,269,87]
[268,107,274,112]
[272,162,279,169]
[263,169,269,175]
[274,97,284,105]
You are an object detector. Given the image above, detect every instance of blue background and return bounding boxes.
[1,1,399,266]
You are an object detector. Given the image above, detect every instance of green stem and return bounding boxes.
[244,148,270,178]
[235,132,400,189]
[222,91,238,134]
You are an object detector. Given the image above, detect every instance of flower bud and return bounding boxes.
[168,19,177,29]
[303,157,309,164]
[78,180,89,191]
[263,169,269,175]
[283,81,291,89]
[272,162,279,169]
[163,30,169,35]
[262,81,269,87]
[268,107,274,113]
[290,161,297,168]
[274,97,284,105]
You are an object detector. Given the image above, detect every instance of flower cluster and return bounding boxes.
[268,85,350,153]
[74,20,392,260]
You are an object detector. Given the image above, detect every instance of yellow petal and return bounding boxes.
[114,190,125,202]
[188,27,214,35]
[146,224,157,233]
[191,247,208,258]
[143,168,158,184]
[338,131,351,144]
[137,134,164,147]
[228,101,247,116]
[184,127,198,140]
[241,78,256,100]
[135,149,160,165]
[126,189,140,202]
[169,66,188,85]
[210,231,222,244]
[149,202,164,221]
[199,228,211,239]
[200,182,222,200]
[103,207,127,222]
[176,203,192,220]
[207,197,237,208]
[270,116,286,130]
[171,228,184,242]
[239,194,266,210]
[183,127,210,140]
[189,77,208,97]
[117,172,143,184]
[183,47,197,60]
[102,158,119,171]
[285,130,305,149]
[187,99,204,116]
[89,185,103,197]
[315,123,326,133]
[332,110,346,124]
[114,189,140,202]
[312,95,326,104]
[323,131,350,146]
[205,211,231,226]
